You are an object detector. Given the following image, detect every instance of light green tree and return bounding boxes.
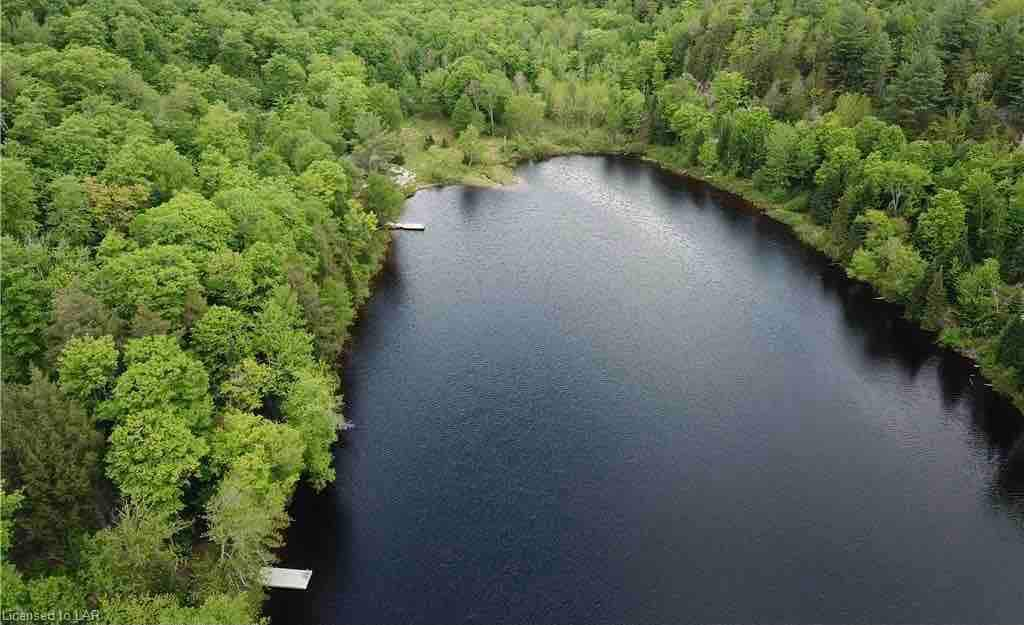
[190,306,254,385]
[84,499,184,596]
[710,70,750,113]
[955,258,1006,334]
[282,364,342,489]
[1,158,39,237]
[916,189,967,260]
[106,407,208,519]
[457,125,484,167]
[297,160,350,215]
[57,334,119,405]
[504,94,546,136]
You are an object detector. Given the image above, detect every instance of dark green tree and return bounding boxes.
[998,315,1024,382]
[886,48,946,132]
[921,268,948,331]
[2,369,104,564]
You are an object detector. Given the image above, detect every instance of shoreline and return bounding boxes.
[398,144,1024,415]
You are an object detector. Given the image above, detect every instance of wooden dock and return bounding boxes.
[261,567,313,590]
[386,222,426,231]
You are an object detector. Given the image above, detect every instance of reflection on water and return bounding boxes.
[269,156,1024,625]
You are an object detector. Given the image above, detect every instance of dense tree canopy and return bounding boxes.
[2,0,1023,621]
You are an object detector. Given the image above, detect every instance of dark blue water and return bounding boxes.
[268,156,1024,624]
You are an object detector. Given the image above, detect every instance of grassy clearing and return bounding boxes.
[400,116,517,188]
[401,116,644,190]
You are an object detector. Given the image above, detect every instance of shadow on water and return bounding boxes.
[995,438,1024,525]
[457,185,489,221]
[633,155,1024,529]
[267,481,353,624]
[370,232,404,294]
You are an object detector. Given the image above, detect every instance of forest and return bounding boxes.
[1,0,1022,622]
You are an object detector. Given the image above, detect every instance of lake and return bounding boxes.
[268,155,1024,624]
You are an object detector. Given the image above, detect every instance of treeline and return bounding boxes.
[1,0,1023,623]
[661,78,1024,389]
[377,0,1024,397]
[1,0,410,621]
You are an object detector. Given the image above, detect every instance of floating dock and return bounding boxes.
[261,567,313,590]
[386,222,426,231]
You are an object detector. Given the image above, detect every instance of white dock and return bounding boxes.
[386,222,426,231]
[261,567,313,590]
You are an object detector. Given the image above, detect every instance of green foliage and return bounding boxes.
[504,94,546,136]
[886,48,947,131]
[955,258,1006,334]
[611,89,646,135]
[856,210,910,248]
[364,174,405,223]
[262,54,307,105]
[1,238,53,382]
[282,365,342,489]
[83,177,151,233]
[41,113,112,176]
[100,335,213,429]
[47,175,93,245]
[670,102,712,165]
[204,453,291,590]
[83,500,184,597]
[698,139,720,173]
[309,277,355,362]
[190,306,253,386]
[197,104,250,163]
[102,138,196,203]
[298,160,350,216]
[861,154,932,216]
[832,94,873,128]
[756,122,802,192]
[442,57,487,114]
[1,484,25,560]
[57,334,119,405]
[998,315,1024,382]
[710,71,750,113]
[352,112,401,173]
[2,370,104,563]
[1,158,39,237]
[916,189,968,261]
[477,71,513,133]
[810,144,861,225]
[341,199,383,306]
[961,169,1003,260]
[452,93,484,133]
[846,210,927,302]
[93,244,203,324]
[106,407,208,519]
[202,250,255,307]
[220,358,274,412]
[719,107,773,177]
[209,410,304,484]
[457,125,484,166]
[368,83,404,129]
[130,192,233,255]
[3,0,1024,617]
[98,591,263,625]
[252,286,315,393]
[848,236,927,303]
[22,575,89,615]
[922,268,949,331]
[46,284,124,365]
